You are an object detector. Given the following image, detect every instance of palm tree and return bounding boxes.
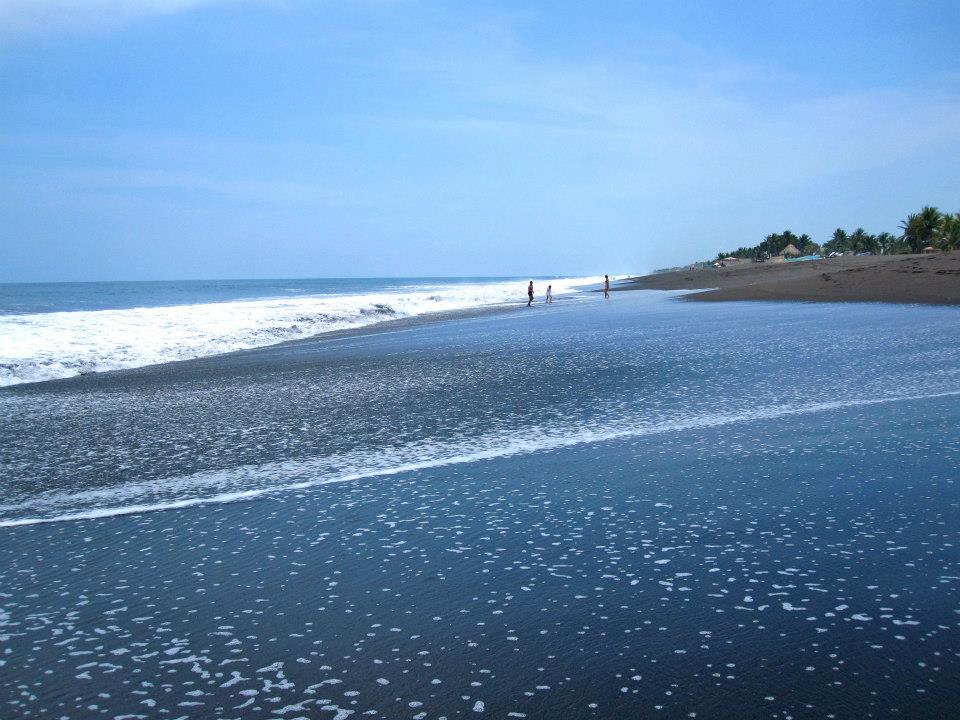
[823,228,848,255]
[875,232,900,255]
[900,214,921,252]
[798,233,819,255]
[939,213,960,251]
[849,228,871,253]
[900,206,943,253]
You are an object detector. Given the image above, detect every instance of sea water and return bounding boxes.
[0,276,599,386]
[1,288,958,718]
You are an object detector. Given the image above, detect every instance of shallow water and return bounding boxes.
[1,291,959,718]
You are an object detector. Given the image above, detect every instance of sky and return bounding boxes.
[1,0,958,282]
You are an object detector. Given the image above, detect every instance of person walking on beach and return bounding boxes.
[604,274,610,299]
[545,284,553,303]
[527,280,534,307]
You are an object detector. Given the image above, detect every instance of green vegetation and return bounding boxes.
[715,205,960,261]
[899,206,960,253]
[822,228,907,256]
[717,230,817,261]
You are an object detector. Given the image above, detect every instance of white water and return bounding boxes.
[0,276,603,386]
[3,388,955,527]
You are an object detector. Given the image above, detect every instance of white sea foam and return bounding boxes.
[2,388,956,528]
[0,276,603,387]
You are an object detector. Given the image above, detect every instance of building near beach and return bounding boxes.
[781,243,801,257]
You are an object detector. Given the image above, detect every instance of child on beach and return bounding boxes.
[604,274,610,299]
[527,281,534,307]
[545,285,553,303]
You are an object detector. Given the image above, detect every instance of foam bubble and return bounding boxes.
[2,388,955,528]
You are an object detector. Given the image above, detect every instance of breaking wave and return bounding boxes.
[0,277,601,386]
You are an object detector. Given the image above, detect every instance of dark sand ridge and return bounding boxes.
[620,251,960,305]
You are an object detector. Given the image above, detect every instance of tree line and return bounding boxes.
[715,206,960,261]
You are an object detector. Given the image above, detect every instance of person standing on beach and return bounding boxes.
[545,284,553,303]
[604,274,610,299]
[527,280,534,307]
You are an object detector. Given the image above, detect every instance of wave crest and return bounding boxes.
[0,277,600,386]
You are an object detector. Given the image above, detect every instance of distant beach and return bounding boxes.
[620,251,960,305]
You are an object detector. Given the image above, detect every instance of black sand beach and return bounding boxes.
[620,252,960,305]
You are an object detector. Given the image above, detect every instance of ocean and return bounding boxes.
[1,281,959,719]
[0,277,598,387]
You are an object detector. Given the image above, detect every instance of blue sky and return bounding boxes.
[1,0,958,281]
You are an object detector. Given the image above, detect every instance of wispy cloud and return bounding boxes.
[364,20,960,200]
[0,0,247,38]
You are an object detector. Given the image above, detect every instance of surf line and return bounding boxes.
[2,388,959,528]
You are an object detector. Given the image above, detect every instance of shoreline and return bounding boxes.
[619,251,960,305]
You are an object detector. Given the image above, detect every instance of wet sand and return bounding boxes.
[620,252,960,305]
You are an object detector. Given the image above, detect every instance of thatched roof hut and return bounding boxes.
[781,243,801,257]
